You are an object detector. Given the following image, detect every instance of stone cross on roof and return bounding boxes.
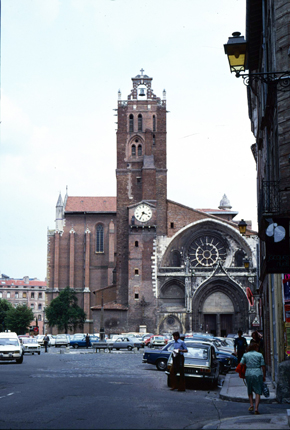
[140,68,144,76]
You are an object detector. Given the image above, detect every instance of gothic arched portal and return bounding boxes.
[192,279,248,336]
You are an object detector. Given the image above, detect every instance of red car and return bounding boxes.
[145,335,168,348]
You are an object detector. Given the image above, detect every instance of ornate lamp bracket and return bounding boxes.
[236,71,290,91]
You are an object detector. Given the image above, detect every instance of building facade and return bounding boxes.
[0,274,47,334]
[47,71,258,338]
[237,0,290,401]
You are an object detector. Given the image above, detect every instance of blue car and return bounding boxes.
[70,334,99,349]
[143,342,174,370]
[142,338,237,372]
[185,337,238,373]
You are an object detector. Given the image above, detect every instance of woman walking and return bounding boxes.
[240,342,266,414]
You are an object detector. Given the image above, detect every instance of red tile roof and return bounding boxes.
[65,197,116,213]
[91,302,128,311]
[0,279,47,287]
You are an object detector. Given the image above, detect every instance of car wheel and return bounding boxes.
[38,352,41,355]
[116,348,120,350]
[156,358,167,371]
[32,353,34,355]
[127,346,133,351]
[167,375,171,388]
[16,355,23,364]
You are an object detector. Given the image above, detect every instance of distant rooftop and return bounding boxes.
[65,197,116,213]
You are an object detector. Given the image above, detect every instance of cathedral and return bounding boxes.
[46,71,258,336]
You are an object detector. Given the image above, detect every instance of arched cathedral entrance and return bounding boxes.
[192,280,249,336]
[203,292,234,336]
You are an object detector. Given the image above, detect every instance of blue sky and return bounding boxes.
[0,0,256,280]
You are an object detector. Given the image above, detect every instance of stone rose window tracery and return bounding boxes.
[187,234,227,267]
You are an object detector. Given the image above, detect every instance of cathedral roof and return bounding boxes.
[65,197,116,213]
[91,302,128,310]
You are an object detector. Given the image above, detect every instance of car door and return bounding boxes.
[210,346,219,378]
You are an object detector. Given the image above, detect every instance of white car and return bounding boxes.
[0,332,23,364]
[22,338,41,355]
[35,335,45,346]
[55,334,70,347]
[46,335,56,346]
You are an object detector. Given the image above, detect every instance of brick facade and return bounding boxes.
[47,71,257,336]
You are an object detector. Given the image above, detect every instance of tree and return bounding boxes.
[5,304,34,335]
[0,299,13,332]
[45,287,86,333]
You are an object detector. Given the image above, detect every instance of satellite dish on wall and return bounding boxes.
[266,222,286,243]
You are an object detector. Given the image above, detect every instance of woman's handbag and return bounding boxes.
[235,362,246,379]
[262,382,270,398]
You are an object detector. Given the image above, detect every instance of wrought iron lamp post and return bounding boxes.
[224,32,290,91]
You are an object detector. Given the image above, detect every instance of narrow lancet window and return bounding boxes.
[132,145,136,156]
[138,114,142,131]
[129,114,134,132]
[138,145,142,156]
[96,224,104,253]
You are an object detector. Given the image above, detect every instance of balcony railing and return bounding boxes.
[258,180,280,221]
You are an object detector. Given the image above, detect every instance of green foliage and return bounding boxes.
[5,304,35,335]
[45,287,86,333]
[0,299,13,332]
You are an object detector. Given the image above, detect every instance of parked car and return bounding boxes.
[47,335,56,346]
[213,337,235,353]
[55,334,70,347]
[185,337,237,373]
[146,335,167,348]
[35,335,45,346]
[165,342,220,387]
[22,337,41,355]
[143,341,174,370]
[107,336,143,350]
[0,332,23,364]
[70,334,99,348]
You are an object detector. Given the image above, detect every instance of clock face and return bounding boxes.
[188,235,227,267]
[134,204,152,222]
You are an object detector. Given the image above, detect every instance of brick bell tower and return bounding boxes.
[116,70,167,331]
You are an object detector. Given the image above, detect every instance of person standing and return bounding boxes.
[85,334,90,349]
[240,342,266,415]
[251,331,264,355]
[234,330,248,363]
[169,331,188,392]
[43,333,49,353]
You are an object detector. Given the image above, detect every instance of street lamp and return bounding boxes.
[238,219,247,235]
[243,257,250,270]
[224,32,290,91]
[224,32,247,74]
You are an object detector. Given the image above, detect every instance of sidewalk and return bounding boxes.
[201,372,290,429]
[220,371,276,403]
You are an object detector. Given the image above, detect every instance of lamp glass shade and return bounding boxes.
[224,32,247,73]
[238,219,247,235]
[227,53,246,73]
[244,258,250,269]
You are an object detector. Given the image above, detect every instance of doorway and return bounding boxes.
[220,314,233,337]
[204,314,217,336]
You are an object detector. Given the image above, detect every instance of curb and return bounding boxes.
[201,413,289,429]
[219,374,277,404]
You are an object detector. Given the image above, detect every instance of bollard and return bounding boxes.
[286,410,290,426]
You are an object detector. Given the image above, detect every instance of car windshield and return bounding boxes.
[154,336,164,340]
[23,339,37,344]
[186,347,209,360]
[57,335,67,338]
[0,338,19,346]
